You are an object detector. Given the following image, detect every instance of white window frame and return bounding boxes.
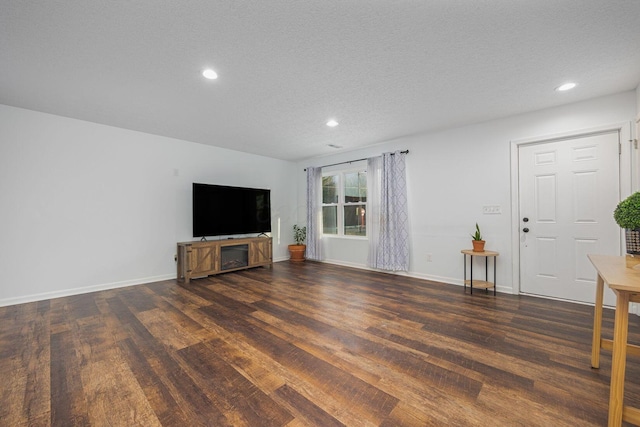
[322,166,367,239]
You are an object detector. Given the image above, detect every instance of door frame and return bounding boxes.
[509,122,634,300]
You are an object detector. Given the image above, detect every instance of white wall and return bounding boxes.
[0,104,298,306]
[2,90,636,306]
[297,91,638,293]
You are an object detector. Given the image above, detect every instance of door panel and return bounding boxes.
[519,132,620,305]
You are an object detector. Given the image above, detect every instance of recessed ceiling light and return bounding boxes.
[326,119,339,127]
[555,82,576,92]
[202,69,218,80]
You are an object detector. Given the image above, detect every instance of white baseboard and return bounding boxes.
[315,258,514,295]
[1,260,523,308]
[0,274,175,307]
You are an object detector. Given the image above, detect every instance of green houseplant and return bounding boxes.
[288,225,307,262]
[470,223,485,252]
[613,192,640,254]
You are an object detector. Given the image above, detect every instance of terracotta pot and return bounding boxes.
[288,244,306,262]
[472,240,485,252]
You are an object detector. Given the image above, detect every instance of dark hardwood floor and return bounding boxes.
[1,261,640,426]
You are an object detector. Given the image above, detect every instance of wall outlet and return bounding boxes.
[482,205,502,214]
[426,253,432,262]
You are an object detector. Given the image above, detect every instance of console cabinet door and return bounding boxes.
[249,239,272,266]
[189,244,219,276]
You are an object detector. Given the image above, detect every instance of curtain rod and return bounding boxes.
[304,149,409,171]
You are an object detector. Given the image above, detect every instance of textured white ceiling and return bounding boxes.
[2,1,639,161]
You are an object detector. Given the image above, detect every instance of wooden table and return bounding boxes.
[461,249,498,295]
[588,254,640,426]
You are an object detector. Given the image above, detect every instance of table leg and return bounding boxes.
[591,274,604,369]
[463,254,467,292]
[485,256,488,294]
[493,255,497,296]
[608,290,630,427]
[470,255,473,295]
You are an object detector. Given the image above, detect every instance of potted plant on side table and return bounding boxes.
[613,192,640,255]
[288,225,307,262]
[471,223,485,252]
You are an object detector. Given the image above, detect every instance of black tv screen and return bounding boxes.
[192,183,271,237]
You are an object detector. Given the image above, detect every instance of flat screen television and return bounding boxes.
[192,183,271,237]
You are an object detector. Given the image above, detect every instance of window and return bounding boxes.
[322,169,367,236]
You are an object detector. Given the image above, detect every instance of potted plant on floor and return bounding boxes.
[613,192,640,255]
[288,225,307,262]
[471,223,485,252]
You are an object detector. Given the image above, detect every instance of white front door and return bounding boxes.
[518,131,621,305]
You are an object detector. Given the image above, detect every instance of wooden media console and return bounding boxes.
[177,236,272,283]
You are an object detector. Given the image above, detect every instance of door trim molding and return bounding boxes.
[509,122,632,296]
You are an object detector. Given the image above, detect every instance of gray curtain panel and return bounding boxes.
[306,166,323,261]
[373,151,409,271]
[367,156,382,268]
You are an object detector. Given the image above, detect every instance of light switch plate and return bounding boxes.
[482,205,502,214]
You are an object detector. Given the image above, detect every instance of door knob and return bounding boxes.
[523,228,530,233]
